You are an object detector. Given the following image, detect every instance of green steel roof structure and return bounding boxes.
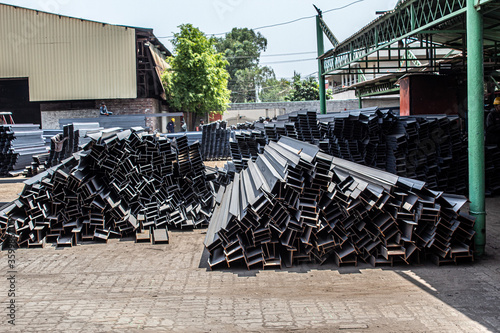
[319,0,500,97]
[316,0,500,256]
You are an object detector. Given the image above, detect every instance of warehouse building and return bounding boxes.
[0,3,171,129]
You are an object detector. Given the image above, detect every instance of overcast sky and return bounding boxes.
[2,0,398,79]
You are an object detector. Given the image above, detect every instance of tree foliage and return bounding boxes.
[162,24,230,119]
[285,73,333,101]
[215,28,268,103]
[259,77,291,102]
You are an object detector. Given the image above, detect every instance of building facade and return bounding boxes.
[0,3,170,128]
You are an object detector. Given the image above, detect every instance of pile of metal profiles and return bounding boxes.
[322,112,467,193]
[163,132,202,146]
[230,130,267,172]
[42,129,62,145]
[22,153,50,177]
[205,162,236,193]
[240,109,467,193]
[201,121,231,160]
[289,111,321,143]
[68,122,103,148]
[59,115,148,130]
[204,137,475,269]
[0,124,47,175]
[0,128,214,248]
[44,123,103,167]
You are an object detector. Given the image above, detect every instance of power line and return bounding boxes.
[226,51,317,59]
[156,0,365,40]
[322,0,365,14]
[261,58,317,65]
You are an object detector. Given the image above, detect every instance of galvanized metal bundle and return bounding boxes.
[0,124,47,175]
[0,128,214,248]
[204,137,475,269]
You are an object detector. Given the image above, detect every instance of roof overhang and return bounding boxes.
[320,0,500,75]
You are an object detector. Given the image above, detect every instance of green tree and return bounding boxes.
[259,77,291,102]
[231,65,276,103]
[215,28,268,103]
[285,73,333,101]
[162,24,230,129]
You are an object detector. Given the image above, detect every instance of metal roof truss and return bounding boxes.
[322,0,500,76]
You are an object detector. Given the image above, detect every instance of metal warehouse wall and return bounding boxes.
[0,4,137,101]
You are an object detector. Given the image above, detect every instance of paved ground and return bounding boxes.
[1,176,499,332]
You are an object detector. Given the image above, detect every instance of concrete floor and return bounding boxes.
[0,176,499,332]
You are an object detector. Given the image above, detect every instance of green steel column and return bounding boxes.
[316,15,326,114]
[358,96,363,109]
[467,0,486,256]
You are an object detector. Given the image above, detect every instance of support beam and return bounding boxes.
[316,15,326,114]
[467,0,486,256]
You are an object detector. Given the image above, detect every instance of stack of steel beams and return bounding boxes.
[230,130,267,172]
[0,128,214,248]
[24,123,101,177]
[163,132,203,146]
[233,109,468,193]
[22,153,50,177]
[201,121,231,160]
[204,137,475,269]
[0,124,47,175]
[46,123,102,166]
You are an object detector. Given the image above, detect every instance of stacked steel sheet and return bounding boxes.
[201,121,231,160]
[0,124,47,175]
[204,137,475,269]
[0,128,214,248]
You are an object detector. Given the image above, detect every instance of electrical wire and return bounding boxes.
[226,51,317,59]
[260,58,318,65]
[156,0,366,39]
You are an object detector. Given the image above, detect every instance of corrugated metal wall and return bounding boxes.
[0,4,137,101]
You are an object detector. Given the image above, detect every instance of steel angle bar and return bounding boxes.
[276,136,320,164]
[205,133,474,269]
[2,126,217,248]
[241,167,260,208]
[254,155,282,193]
[267,141,300,168]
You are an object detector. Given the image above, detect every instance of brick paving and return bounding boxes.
[1,188,499,332]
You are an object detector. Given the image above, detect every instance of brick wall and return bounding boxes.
[41,98,163,129]
[103,98,161,130]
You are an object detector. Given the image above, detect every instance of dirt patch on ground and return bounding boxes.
[204,160,230,169]
[0,176,25,204]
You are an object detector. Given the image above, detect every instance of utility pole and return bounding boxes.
[315,5,327,114]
